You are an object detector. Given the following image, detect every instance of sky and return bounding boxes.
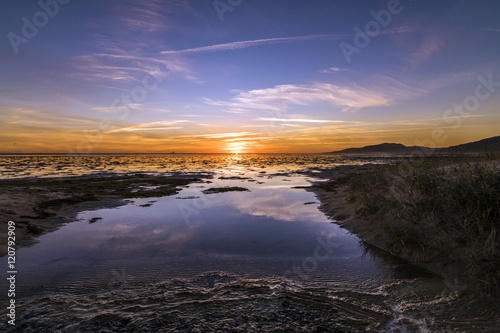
[1,0,499,153]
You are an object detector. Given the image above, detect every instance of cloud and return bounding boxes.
[383,25,421,35]
[193,132,254,139]
[70,52,197,85]
[409,34,446,68]
[112,0,194,33]
[256,118,356,124]
[224,137,270,142]
[160,25,433,56]
[205,83,392,113]
[146,108,173,113]
[91,104,142,113]
[233,194,323,222]
[319,67,346,73]
[160,33,347,55]
[111,120,189,132]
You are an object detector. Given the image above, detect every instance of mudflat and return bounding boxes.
[0,173,209,256]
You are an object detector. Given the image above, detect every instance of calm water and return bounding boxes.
[0,155,497,332]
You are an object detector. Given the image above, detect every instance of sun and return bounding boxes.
[228,142,245,154]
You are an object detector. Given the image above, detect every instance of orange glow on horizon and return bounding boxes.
[1,119,499,154]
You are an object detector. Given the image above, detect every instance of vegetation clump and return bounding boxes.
[202,186,250,194]
[345,154,500,292]
[26,224,44,235]
[88,217,102,224]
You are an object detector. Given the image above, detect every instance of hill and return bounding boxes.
[443,135,500,153]
[328,135,500,154]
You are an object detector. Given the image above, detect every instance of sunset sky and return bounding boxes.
[1,0,499,153]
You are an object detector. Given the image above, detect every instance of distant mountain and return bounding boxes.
[329,143,428,154]
[443,135,500,153]
[328,135,500,154]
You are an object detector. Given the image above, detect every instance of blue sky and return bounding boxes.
[1,0,499,153]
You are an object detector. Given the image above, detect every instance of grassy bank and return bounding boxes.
[343,154,500,292]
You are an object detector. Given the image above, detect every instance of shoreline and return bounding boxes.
[0,173,210,257]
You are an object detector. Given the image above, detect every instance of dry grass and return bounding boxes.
[346,154,500,292]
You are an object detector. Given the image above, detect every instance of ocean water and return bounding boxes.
[0,153,381,179]
[0,154,498,332]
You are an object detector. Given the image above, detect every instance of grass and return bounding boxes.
[26,224,44,236]
[345,154,500,292]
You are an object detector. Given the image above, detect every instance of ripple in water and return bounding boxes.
[2,271,499,332]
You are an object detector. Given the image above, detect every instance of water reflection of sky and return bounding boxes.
[14,176,361,267]
[0,165,431,298]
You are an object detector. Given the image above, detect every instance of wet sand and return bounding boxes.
[0,173,210,257]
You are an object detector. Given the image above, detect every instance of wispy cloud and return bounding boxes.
[160,24,430,56]
[113,0,193,33]
[91,104,142,113]
[409,34,446,68]
[70,52,196,84]
[193,132,254,139]
[256,118,356,124]
[205,83,393,113]
[91,105,173,113]
[319,67,347,74]
[111,120,189,132]
[383,25,421,35]
[160,34,347,55]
